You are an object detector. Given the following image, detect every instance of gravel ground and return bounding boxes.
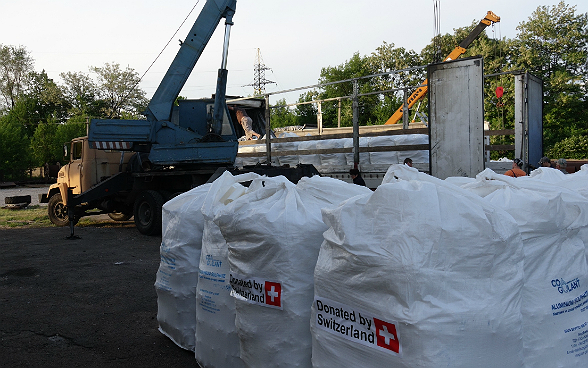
[0,184,50,207]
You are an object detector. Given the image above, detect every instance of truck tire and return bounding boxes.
[133,190,164,236]
[5,195,31,205]
[108,212,132,221]
[47,193,69,227]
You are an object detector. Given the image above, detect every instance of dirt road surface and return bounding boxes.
[0,225,198,367]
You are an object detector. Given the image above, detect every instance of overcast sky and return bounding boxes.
[1,0,586,103]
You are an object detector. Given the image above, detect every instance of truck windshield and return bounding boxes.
[72,141,83,160]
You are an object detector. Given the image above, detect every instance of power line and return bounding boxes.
[243,48,276,96]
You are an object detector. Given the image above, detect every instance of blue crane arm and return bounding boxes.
[146,0,237,122]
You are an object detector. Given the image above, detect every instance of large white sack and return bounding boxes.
[154,183,212,351]
[236,144,258,167]
[393,133,429,163]
[214,176,371,368]
[369,135,398,165]
[345,137,371,166]
[312,174,525,368]
[460,169,588,368]
[558,164,588,198]
[195,171,261,368]
[558,166,588,263]
[316,138,348,167]
[529,166,568,183]
[274,132,300,166]
[298,140,322,166]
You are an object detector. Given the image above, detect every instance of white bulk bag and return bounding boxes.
[345,136,371,166]
[528,166,568,183]
[312,176,525,368]
[461,169,588,368]
[368,135,398,165]
[195,171,261,368]
[214,176,371,368]
[274,132,300,166]
[393,133,429,164]
[154,183,211,351]
[316,138,348,167]
[298,140,322,166]
[236,144,258,167]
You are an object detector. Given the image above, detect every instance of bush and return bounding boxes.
[547,135,588,160]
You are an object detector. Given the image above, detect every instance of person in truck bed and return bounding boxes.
[229,106,261,140]
[504,158,527,177]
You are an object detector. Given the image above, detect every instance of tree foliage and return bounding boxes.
[0,57,147,179]
[90,63,148,119]
[0,114,31,180]
[0,44,34,110]
[511,1,588,150]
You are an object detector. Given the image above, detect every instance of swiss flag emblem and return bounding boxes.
[264,281,282,307]
[373,317,400,354]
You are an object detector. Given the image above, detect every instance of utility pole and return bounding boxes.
[244,48,276,96]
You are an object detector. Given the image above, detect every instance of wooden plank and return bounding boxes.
[485,144,515,151]
[484,129,514,136]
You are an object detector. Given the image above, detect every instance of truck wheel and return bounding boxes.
[133,190,164,236]
[48,194,69,227]
[108,212,132,221]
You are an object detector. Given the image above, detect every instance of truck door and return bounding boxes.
[68,139,84,195]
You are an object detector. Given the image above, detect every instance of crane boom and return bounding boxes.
[384,11,500,125]
[147,0,237,123]
[88,0,240,166]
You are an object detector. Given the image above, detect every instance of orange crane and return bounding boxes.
[385,11,500,125]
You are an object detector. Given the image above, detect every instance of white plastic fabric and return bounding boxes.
[345,136,371,166]
[393,133,429,163]
[195,171,263,368]
[235,144,258,167]
[368,135,398,164]
[528,166,568,183]
[154,183,212,351]
[214,176,371,368]
[312,167,525,368]
[274,132,300,166]
[459,169,588,367]
[316,138,348,166]
[298,140,322,166]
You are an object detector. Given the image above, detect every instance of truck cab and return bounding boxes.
[42,137,132,226]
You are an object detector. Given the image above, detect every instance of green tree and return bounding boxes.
[90,63,148,119]
[30,121,58,166]
[547,135,588,159]
[294,90,318,127]
[60,71,105,122]
[0,44,34,110]
[270,98,297,128]
[510,1,588,151]
[0,114,31,180]
[318,52,375,127]
[7,71,68,137]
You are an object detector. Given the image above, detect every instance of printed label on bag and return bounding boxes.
[197,252,231,315]
[545,275,588,359]
[314,296,401,356]
[229,273,283,310]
